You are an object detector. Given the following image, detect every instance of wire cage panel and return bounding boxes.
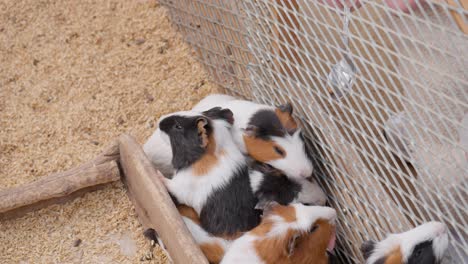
[161,0,467,263]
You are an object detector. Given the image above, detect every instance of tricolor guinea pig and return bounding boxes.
[179,203,337,264]
[158,108,262,236]
[361,222,449,264]
[192,94,314,180]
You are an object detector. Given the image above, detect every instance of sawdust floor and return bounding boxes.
[0,0,219,262]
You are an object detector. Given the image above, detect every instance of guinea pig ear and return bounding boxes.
[202,107,234,125]
[286,233,300,258]
[196,117,209,148]
[361,240,376,260]
[277,102,293,115]
[243,125,259,137]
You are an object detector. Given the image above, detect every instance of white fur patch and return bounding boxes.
[249,170,264,193]
[182,217,231,249]
[143,128,174,177]
[220,234,265,264]
[366,222,449,264]
[292,204,336,233]
[292,178,327,206]
[268,130,314,180]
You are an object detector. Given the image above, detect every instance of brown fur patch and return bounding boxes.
[385,248,403,264]
[250,220,274,237]
[272,204,297,223]
[192,133,220,176]
[200,242,225,264]
[254,218,334,264]
[197,119,209,148]
[243,135,284,162]
[275,108,298,132]
[177,205,200,225]
[254,228,297,264]
[290,219,333,264]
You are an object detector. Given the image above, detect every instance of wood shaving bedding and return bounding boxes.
[0,0,219,262]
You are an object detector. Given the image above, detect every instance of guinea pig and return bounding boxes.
[249,161,327,207]
[192,94,314,180]
[158,108,262,236]
[221,202,337,264]
[361,222,449,264]
[144,106,235,178]
[179,203,336,264]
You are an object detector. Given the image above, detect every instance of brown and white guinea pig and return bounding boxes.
[180,202,337,264]
[361,222,449,264]
[158,108,262,236]
[192,94,314,180]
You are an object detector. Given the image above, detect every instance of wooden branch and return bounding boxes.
[0,141,121,220]
[119,134,208,264]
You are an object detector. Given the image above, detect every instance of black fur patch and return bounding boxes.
[361,240,376,260]
[143,228,159,244]
[159,115,211,170]
[248,109,286,139]
[252,163,302,205]
[202,107,234,125]
[407,240,437,264]
[199,165,261,236]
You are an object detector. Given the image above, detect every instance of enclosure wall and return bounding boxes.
[160,0,467,263]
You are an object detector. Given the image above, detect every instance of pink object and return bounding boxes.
[385,0,421,12]
[318,0,423,13]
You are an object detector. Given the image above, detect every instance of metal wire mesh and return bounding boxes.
[161,0,467,263]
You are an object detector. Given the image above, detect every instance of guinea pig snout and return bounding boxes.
[314,207,337,224]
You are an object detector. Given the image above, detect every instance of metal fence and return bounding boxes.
[160,0,467,263]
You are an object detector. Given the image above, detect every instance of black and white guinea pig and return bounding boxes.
[158,107,262,236]
[249,161,327,207]
[192,94,314,180]
[143,106,235,178]
[361,222,449,264]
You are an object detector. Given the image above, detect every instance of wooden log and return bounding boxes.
[119,134,208,264]
[0,142,121,220]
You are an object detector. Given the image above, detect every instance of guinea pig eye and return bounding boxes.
[273,146,285,157]
[309,225,319,233]
[174,124,182,130]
